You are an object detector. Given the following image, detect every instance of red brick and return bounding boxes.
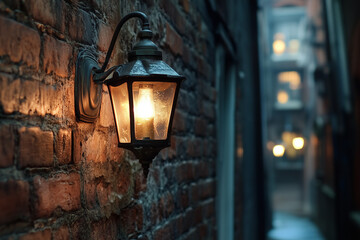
[99,88,115,127]
[180,0,190,13]
[24,0,65,32]
[43,35,72,77]
[0,74,20,114]
[160,192,175,218]
[153,222,173,240]
[20,229,51,240]
[19,80,40,116]
[108,131,125,162]
[8,79,62,116]
[84,131,107,162]
[33,172,81,217]
[53,226,69,240]
[0,16,40,68]
[176,162,194,183]
[18,127,54,168]
[55,129,72,165]
[39,83,62,116]
[194,117,207,137]
[84,179,96,209]
[197,56,212,79]
[172,110,186,133]
[195,161,210,178]
[0,125,15,167]
[203,199,215,218]
[187,138,203,158]
[177,188,189,210]
[120,204,144,235]
[96,181,111,207]
[183,44,196,67]
[72,129,82,165]
[201,101,215,119]
[165,23,183,56]
[69,9,95,44]
[161,0,186,35]
[91,218,117,240]
[97,22,113,52]
[134,169,147,198]
[0,180,30,224]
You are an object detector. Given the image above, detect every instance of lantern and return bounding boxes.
[75,12,184,176]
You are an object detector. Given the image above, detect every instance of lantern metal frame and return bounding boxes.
[74,12,184,176]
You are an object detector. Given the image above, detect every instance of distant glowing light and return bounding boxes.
[278,71,301,90]
[292,137,305,150]
[273,145,285,157]
[277,90,289,104]
[273,40,286,55]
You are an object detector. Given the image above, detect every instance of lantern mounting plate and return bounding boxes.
[75,50,102,123]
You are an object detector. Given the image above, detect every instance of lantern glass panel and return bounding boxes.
[108,83,131,143]
[132,81,176,140]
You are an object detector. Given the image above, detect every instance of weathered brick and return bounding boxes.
[19,80,40,116]
[20,229,51,240]
[83,131,107,162]
[52,226,69,240]
[69,9,95,44]
[160,0,186,35]
[84,179,96,209]
[24,0,65,32]
[153,222,173,240]
[119,204,144,235]
[180,0,190,13]
[175,162,194,183]
[0,125,15,167]
[91,218,118,240]
[187,138,203,158]
[96,181,111,207]
[18,127,54,168]
[97,22,113,52]
[99,89,115,127]
[39,83,62,116]
[55,129,72,165]
[165,23,183,56]
[108,131,125,162]
[0,16,40,68]
[160,192,174,218]
[172,110,186,133]
[194,117,207,137]
[4,78,62,116]
[33,172,81,217]
[0,180,30,224]
[0,74,20,114]
[43,35,72,78]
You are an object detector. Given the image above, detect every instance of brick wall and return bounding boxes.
[0,0,217,239]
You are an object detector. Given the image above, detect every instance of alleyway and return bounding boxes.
[268,212,324,240]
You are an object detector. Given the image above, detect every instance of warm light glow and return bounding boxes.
[273,40,286,55]
[292,137,305,150]
[277,90,289,104]
[135,84,155,139]
[273,145,285,157]
[278,71,301,90]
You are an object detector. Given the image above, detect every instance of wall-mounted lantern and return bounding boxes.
[75,12,184,176]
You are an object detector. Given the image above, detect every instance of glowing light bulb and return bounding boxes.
[135,84,155,139]
[277,90,289,104]
[273,145,285,157]
[273,40,286,55]
[292,137,304,150]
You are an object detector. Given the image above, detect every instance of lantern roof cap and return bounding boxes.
[111,58,184,80]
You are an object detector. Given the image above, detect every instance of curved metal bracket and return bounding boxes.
[75,50,102,122]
